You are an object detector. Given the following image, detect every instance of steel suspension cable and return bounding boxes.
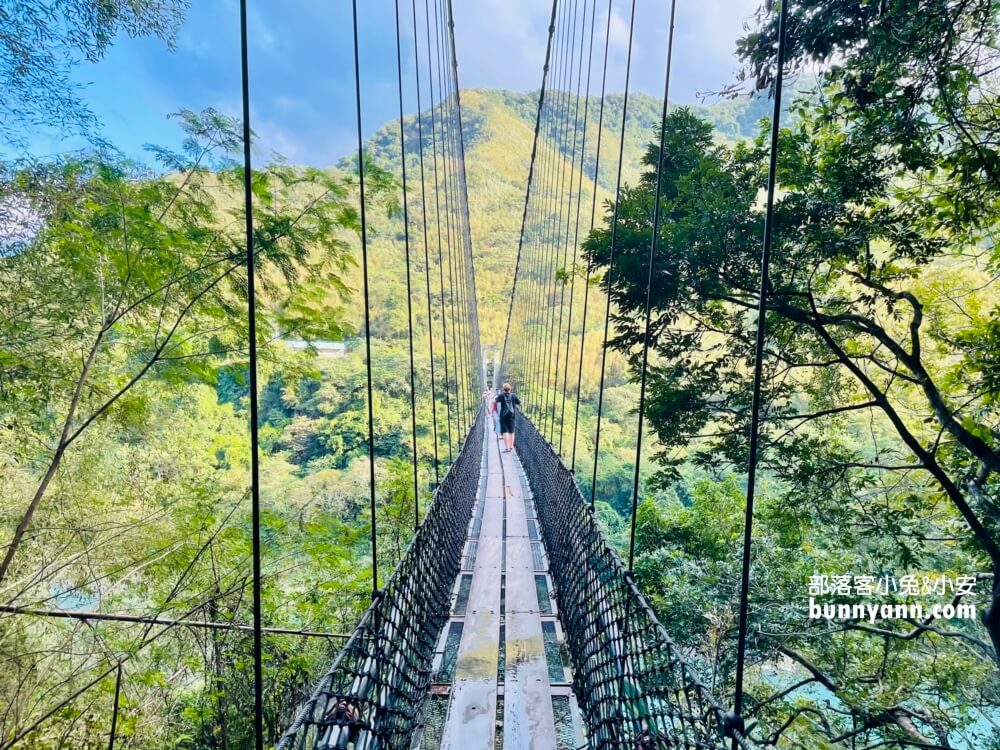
[525,0,564,413]
[237,1,264,746]
[546,0,579,443]
[522,25,562,412]
[731,1,790,744]
[561,0,596,459]
[351,0,379,600]
[435,0,467,440]
[434,18,461,443]
[436,0,470,434]
[411,0,441,487]
[572,0,612,476]
[424,0,454,463]
[499,0,560,394]
[433,0,464,442]
[107,664,122,750]
[536,0,566,431]
[627,0,677,573]
[546,0,576,437]
[554,0,589,453]
[445,0,482,398]
[442,0,476,429]
[447,11,483,403]
[0,603,350,639]
[590,0,636,507]
[534,0,569,424]
[394,0,421,524]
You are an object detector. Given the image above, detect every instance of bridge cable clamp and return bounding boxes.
[721,711,745,739]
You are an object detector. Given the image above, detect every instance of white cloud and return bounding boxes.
[452,0,553,91]
[451,0,762,102]
[607,4,630,52]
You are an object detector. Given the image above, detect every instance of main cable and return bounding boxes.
[435,0,465,440]
[434,0,461,441]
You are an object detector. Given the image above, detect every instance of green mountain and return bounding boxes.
[361,87,777,346]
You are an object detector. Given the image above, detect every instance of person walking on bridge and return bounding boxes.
[484,387,501,440]
[494,383,521,453]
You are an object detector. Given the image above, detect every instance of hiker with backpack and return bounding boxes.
[494,382,521,453]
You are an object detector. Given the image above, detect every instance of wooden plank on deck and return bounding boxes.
[440,427,503,750]
[501,447,558,750]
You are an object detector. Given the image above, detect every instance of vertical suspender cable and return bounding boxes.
[352,0,379,598]
[627,0,676,572]
[546,0,574,436]
[731,0,789,744]
[530,14,560,410]
[447,0,485,414]
[441,0,472,434]
[446,0,483,401]
[439,0,466,446]
[613,12,677,740]
[412,0,441,486]
[499,0,560,391]
[548,0,580,445]
[525,0,561,414]
[424,0,454,464]
[572,0,612,476]
[434,0,462,440]
[237,3,265,747]
[106,663,122,750]
[395,0,421,524]
[590,0,636,507]
[535,0,568,426]
[541,0,570,439]
[556,0,590,454]
[436,0,468,437]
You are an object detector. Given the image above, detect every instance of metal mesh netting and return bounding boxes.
[514,414,754,750]
[276,411,484,750]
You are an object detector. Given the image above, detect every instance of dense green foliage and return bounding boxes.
[0,102,458,746]
[581,1,1000,746]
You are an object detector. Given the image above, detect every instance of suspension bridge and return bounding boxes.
[271,0,782,746]
[0,0,790,747]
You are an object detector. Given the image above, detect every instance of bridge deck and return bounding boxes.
[429,421,584,749]
[439,428,503,749]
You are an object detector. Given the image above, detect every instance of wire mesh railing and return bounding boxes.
[275,410,484,750]
[514,414,754,750]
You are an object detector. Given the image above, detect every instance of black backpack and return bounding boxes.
[498,393,516,418]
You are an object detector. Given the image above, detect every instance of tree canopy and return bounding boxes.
[582,0,1000,746]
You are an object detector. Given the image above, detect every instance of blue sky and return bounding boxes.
[23,0,761,166]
